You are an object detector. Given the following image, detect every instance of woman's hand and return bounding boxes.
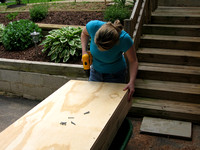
[123,82,135,101]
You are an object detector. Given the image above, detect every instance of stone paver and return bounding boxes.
[140,116,192,139]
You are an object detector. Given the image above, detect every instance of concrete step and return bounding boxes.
[142,24,200,37]
[137,48,200,66]
[138,63,200,83]
[129,97,200,124]
[134,79,200,103]
[158,0,200,7]
[140,35,200,50]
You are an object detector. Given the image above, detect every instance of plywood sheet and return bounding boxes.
[0,80,131,150]
[140,117,192,139]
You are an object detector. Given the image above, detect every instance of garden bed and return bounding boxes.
[0,11,104,63]
[0,11,104,26]
[0,1,133,64]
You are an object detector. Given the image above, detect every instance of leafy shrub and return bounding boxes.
[0,24,5,43]
[104,5,131,24]
[2,19,42,51]
[41,26,82,63]
[29,4,48,22]
[6,12,19,21]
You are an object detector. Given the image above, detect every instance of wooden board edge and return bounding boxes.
[91,91,132,149]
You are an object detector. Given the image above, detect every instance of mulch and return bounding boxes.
[0,11,104,63]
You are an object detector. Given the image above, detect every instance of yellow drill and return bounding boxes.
[82,51,92,77]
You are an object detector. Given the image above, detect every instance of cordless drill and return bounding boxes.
[82,51,92,77]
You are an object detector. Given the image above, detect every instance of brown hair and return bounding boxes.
[94,20,123,51]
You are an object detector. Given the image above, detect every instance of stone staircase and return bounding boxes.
[129,0,200,123]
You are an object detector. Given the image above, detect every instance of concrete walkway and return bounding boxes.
[0,95,39,132]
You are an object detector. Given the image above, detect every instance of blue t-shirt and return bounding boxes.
[86,20,134,74]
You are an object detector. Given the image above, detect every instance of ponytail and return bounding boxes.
[113,20,123,33]
[95,20,123,51]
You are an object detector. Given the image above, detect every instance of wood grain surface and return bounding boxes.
[0,80,130,150]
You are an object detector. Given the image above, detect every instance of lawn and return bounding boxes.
[0,1,107,12]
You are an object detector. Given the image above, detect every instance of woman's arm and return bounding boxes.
[123,44,138,101]
[81,27,90,56]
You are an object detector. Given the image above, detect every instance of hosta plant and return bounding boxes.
[41,26,82,63]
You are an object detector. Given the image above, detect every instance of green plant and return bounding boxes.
[2,19,42,51]
[41,26,82,63]
[104,5,131,24]
[6,12,19,21]
[29,4,49,21]
[0,24,5,43]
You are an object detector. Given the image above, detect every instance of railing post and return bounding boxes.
[123,19,131,82]
[124,19,133,38]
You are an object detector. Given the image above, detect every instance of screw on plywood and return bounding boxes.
[60,122,67,126]
[71,121,76,125]
[84,111,90,115]
[68,117,74,119]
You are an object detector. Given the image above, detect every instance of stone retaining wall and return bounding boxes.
[0,58,87,100]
